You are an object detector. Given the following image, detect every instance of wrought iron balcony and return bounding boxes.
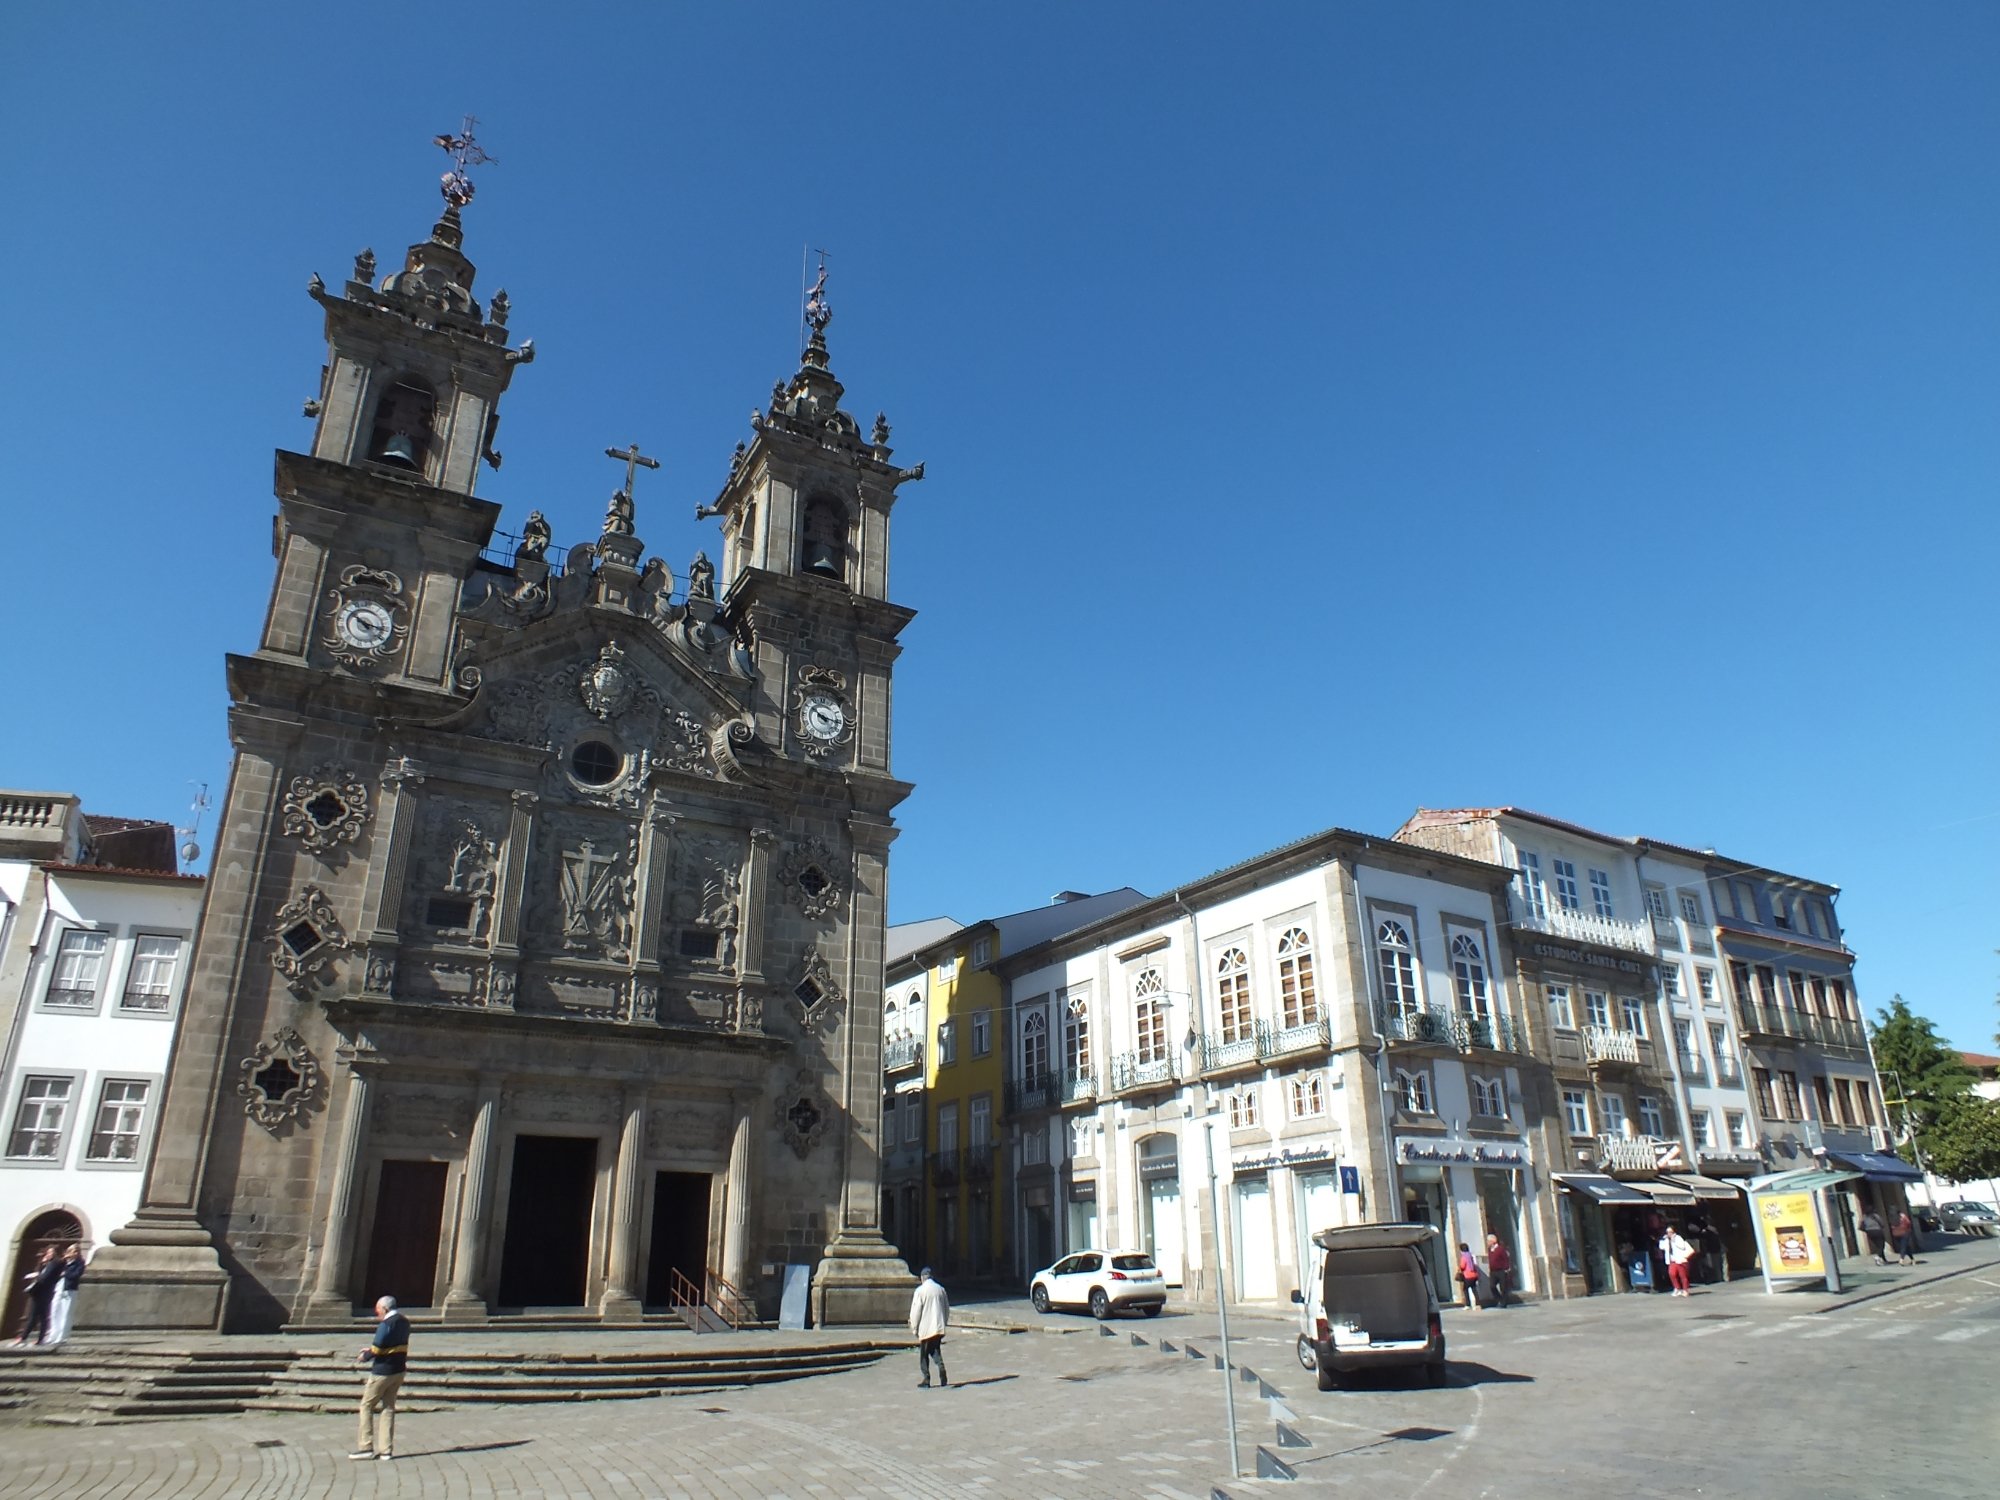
[1583,1025,1641,1066]
[928,1147,960,1186]
[1201,1023,1265,1074]
[1382,1008,1456,1046]
[1061,1068,1098,1104]
[1455,1012,1526,1055]
[1110,1050,1179,1094]
[1263,1016,1333,1060]
[1677,1056,1706,1083]
[1006,1069,1060,1114]
[1508,895,1654,955]
[963,1143,995,1181]
[883,1033,923,1073]
[1715,1058,1741,1084]
[1733,1000,1866,1053]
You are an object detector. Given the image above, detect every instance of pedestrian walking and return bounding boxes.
[15,1248,60,1346]
[46,1244,86,1344]
[909,1266,949,1389]
[1859,1210,1888,1265]
[1455,1242,1482,1311]
[1891,1209,1919,1266]
[1483,1233,1513,1308]
[1660,1227,1697,1296]
[349,1295,410,1462]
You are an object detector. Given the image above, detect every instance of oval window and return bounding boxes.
[570,741,621,785]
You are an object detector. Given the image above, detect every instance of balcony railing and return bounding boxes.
[1201,1024,1265,1074]
[963,1144,994,1181]
[1061,1068,1098,1104]
[1509,896,1654,954]
[1110,1051,1179,1093]
[1006,1069,1059,1114]
[883,1034,923,1072]
[1263,1016,1334,1059]
[929,1147,960,1186]
[1598,1134,1682,1173]
[1677,1056,1706,1083]
[1651,913,1681,948]
[1583,1026,1641,1066]
[1383,1008,1526,1055]
[1733,1000,1867,1052]
[1715,1059,1741,1084]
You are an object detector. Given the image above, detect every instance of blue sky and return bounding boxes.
[3,4,1996,1050]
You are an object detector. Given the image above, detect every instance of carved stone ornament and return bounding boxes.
[363,948,396,995]
[779,836,845,920]
[579,640,636,721]
[271,886,346,988]
[555,825,638,962]
[323,565,411,670]
[485,963,517,1011]
[793,662,856,759]
[617,978,659,1025]
[776,1068,834,1160]
[238,1027,323,1131]
[792,949,847,1035]
[280,766,370,854]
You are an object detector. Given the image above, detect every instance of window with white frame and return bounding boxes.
[1022,1011,1049,1079]
[1728,1110,1752,1148]
[936,1101,958,1153]
[1696,966,1718,1006]
[1547,982,1574,1030]
[1068,1116,1097,1158]
[1396,1069,1432,1114]
[1288,1072,1326,1118]
[1562,1088,1591,1136]
[1215,946,1252,1044]
[1638,1095,1664,1137]
[1227,1085,1260,1130]
[1584,989,1611,1029]
[1644,886,1669,921]
[1375,920,1420,1020]
[121,935,183,1012]
[1708,1022,1734,1079]
[972,1010,991,1057]
[1063,990,1091,1074]
[970,1095,992,1149]
[883,999,899,1034]
[1449,932,1489,1018]
[1678,890,1704,926]
[86,1079,152,1162]
[1660,964,1682,1002]
[1276,926,1318,1028]
[1674,1019,1698,1071]
[1589,869,1614,918]
[1022,1128,1048,1165]
[1471,1075,1506,1117]
[9,1076,74,1159]
[936,1018,957,1066]
[1133,967,1167,1065]
[1602,1094,1628,1137]
[1690,1111,1713,1150]
[1552,859,1581,912]
[1619,995,1647,1037]
[971,935,993,966]
[46,929,108,1010]
[903,1094,922,1144]
[1517,852,1548,918]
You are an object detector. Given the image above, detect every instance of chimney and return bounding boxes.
[1052,890,1090,905]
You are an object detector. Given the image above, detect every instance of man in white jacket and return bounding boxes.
[909,1267,950,1389]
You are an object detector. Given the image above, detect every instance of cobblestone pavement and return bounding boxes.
[5,1238,1995,1499]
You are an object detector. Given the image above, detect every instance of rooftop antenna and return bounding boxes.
[177,783,212,868]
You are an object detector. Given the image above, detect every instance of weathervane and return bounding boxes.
[804,251,832,337]
[434,116,495,209]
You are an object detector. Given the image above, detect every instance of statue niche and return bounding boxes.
[406,800,503,947]
[669,832,742,972]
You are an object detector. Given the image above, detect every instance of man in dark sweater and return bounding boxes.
[350,1296,410,1461]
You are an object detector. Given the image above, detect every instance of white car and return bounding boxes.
[1029,1249,1167,1319]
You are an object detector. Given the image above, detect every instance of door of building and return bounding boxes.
[2,1209,80,1336]
[1146,1179,1184,1285]
[645,1170,712,1305]
[496,1135,597,1308]
[362,1160,449,1308]
[1475,1169,1523,1294]
[1295,1170,1340,1283]
[1235,1177,1276,1300]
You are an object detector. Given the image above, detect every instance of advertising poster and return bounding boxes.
[1756,1191,1825,1278]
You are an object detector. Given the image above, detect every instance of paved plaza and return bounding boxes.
[4,1240,1996,1500]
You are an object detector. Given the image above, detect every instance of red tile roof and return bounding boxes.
[42,862,205,885]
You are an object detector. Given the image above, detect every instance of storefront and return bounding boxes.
[1551,1172,1652,1292]
[1398,1136,1532,1296]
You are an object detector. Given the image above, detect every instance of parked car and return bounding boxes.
[1029,1249,1167,1319]
[1293,1222,1447,1392]
[1936,1201,2000,1236]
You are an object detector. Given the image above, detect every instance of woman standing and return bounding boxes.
[1455,1242,1482,1311]
[1660,1226,1698,1296]
[1891,1209,1919,1266]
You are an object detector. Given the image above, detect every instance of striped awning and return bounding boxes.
[1657,1173,1747,1201]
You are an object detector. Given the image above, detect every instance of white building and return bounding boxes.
[995,829,1556,1306]
[0,793,203,1337]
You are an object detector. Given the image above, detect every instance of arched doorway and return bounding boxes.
[5,1209,83,1339]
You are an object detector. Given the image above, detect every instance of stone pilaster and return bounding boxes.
[301,1062,374,1322]
[358,757,424,997]
[722,1100,755,1291]
[487,790,537,1008]
[631,804,677,972]
[740,827,777,985]
[599,1087,649,1317]
[441,1077,502,1320]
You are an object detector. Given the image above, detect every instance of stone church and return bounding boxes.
[86,165,923,1331]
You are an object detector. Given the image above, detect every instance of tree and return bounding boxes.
[1926,1096,2000,1188]
[1868,996,1975,1165]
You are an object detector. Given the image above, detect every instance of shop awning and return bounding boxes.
[1826,1150,1924,1184]
[1753,1168,1860,1193]
[1657,1173,1746,1201]
[1552,1172,1654,1204]
[1632,1180,1699,1206]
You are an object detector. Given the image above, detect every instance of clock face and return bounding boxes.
[800,691,847,742]
[336,599,395,651]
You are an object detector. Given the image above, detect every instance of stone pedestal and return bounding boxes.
[809,1231,917,1326]
[72,1210,230,1332]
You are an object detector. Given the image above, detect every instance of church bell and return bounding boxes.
[375,431,420,468]
[802,541,843,578]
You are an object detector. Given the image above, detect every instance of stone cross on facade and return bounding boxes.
[605,443,661,500]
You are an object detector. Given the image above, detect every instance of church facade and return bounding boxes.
[84,172,922,1331]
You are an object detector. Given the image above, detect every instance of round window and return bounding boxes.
[570,740,621,785]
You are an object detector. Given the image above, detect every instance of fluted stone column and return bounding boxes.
[442,1077,502,1320]
[599,1088,648,1317]
[301,1065,374,1321]
[722,1100,755,1290]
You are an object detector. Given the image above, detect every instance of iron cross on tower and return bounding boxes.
[434,116,495,208]
[605,443,661,499]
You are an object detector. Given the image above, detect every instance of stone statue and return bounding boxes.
[688,551,715,601]
[517,510,550,562]
[603,488,635,537]
[353,248,376,285]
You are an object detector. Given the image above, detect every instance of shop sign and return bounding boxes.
[1753,1190,1826,1278]
[1528,940,1649,978]
[1232,1142,1336,1173]
[1398,1137,1529,1169]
